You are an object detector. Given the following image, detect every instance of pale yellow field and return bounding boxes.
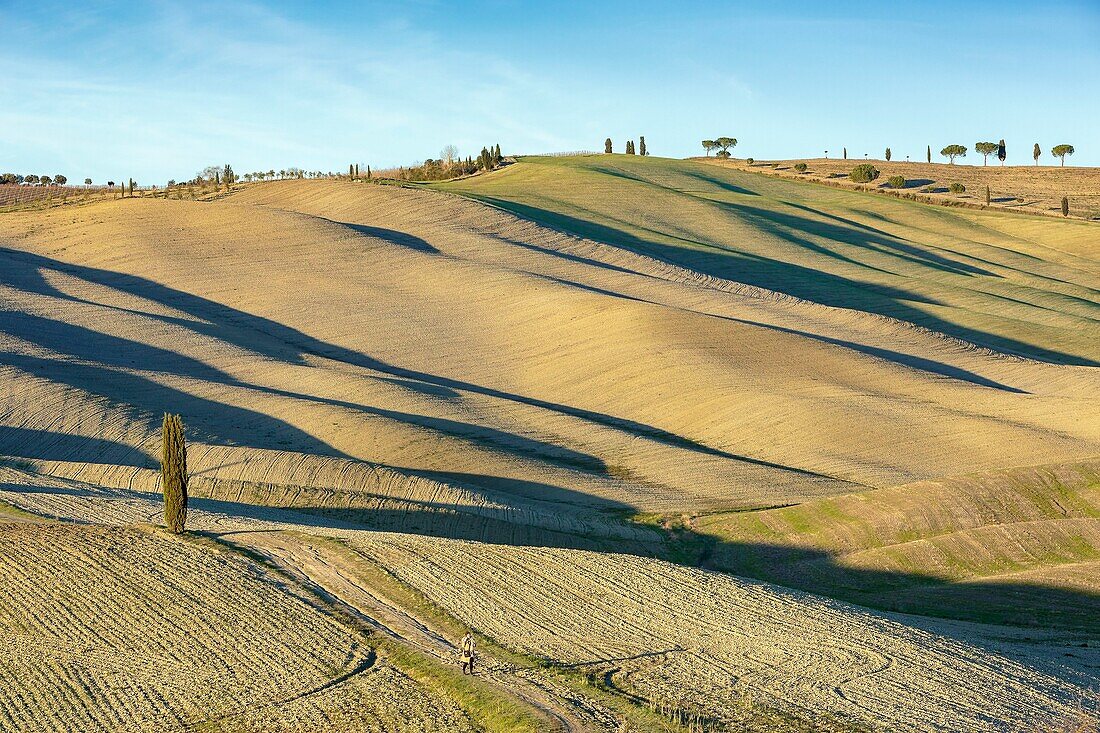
[0,158,1098,731]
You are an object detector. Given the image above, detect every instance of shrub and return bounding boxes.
[716,150,731,159]
[948,182,965,194]
[793,163,807,172]
[162,413,188,533]
[1062,196,1069,217]
[920,185,935,193]
[849,164,880,183]
[887,175,905,188]
[745,158,754,165]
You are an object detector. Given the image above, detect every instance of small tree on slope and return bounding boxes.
[639,136,647,156]
[1051,144,1074,166]
[941,145,967,164]
[975,142,998,165]
[162,413,188,534]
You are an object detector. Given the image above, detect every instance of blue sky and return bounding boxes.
[2,0,1097,182]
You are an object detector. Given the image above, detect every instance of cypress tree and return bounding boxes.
[129,178,134,197]
[927,145,931,164]
[626,140,635,155]
[161,413,188,534]
[215,171,220,186]
[639,136,647,156]
[493,144,502,165]
[997,139,1006,166]
[1062,197,1069,217]
[367,165,371,180]
[349,164,354,178]
[985,185,990,206]
[843,147,847,160]
[604,138,613,154]
[1033,143,1041,166]
[885,147,891,161]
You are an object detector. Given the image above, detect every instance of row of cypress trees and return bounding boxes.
[604,137,647,155]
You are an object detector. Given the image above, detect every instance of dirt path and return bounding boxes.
[221,529,618,733]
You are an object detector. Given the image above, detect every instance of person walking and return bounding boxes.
[460,632,476,675]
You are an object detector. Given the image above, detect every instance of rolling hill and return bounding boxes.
[0,155,1097,730]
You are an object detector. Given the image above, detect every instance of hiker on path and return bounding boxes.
[460,632,476,675]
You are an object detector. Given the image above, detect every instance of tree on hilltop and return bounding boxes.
[701,140,716,156]
[605,138,613,154]
[161,413,188,533]
[1051,144,1074,166]
[843,147,847,160]
[926,145,931,163]
[997,139,1006,165]
[975,142,998,165]
[54,175,67,185]
[626,140,635,154]
[1033,143,1041,166]
[716,137,737,157]
[941,144,967,164]
[84,178,92,186]
[885,147,891,161]
[639,136,647,156]
[40,175,52,185]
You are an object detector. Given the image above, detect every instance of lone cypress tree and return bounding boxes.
[161,413,188,534]
[927,145,931,164]
[1033,143,1041,166]
[639,136,647,156]
[997,139,1006,165]
[985,185,990,206]
[843,147,847,160]
[1062,197,1069,217]
[604,138,613,154]
[367,165,371,180]
[885,147,891,161]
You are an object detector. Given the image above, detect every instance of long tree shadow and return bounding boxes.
[0,426,152,466]
[0,247,834,480]
[459,198,1099,366]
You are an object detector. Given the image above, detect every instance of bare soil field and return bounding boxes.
[1,465,1094,733]
[699,157,1100,219]
[1,159,1098,730]
[0,520,474,733]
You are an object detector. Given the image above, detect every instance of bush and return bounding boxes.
[716,150,731,159]
[887,175,905,189]
[849,164,880,183]
[793,163,807,172]
[745,158,754,165]
[920,185,935,193]
[948,182,965,194]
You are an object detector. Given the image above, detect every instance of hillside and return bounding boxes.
[700,156,1100,220]
[0,165,1098,730]
[437,154,1099,364]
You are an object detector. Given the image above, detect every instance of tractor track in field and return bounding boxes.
[221,529,617,733]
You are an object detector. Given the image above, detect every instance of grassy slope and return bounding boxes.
[436,155,1100,365]
[694,459,1100,629]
